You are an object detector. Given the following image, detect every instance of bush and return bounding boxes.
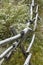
[0,1,29,40]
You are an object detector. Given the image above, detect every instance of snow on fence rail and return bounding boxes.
[0,0,40,65]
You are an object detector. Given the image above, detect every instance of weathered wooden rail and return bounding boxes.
[0,0,40,65]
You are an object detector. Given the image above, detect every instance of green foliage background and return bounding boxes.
[0,0,43,65]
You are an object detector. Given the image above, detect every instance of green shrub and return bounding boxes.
[0,2,29,40]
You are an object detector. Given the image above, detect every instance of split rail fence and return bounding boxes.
[0,0,40,65]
